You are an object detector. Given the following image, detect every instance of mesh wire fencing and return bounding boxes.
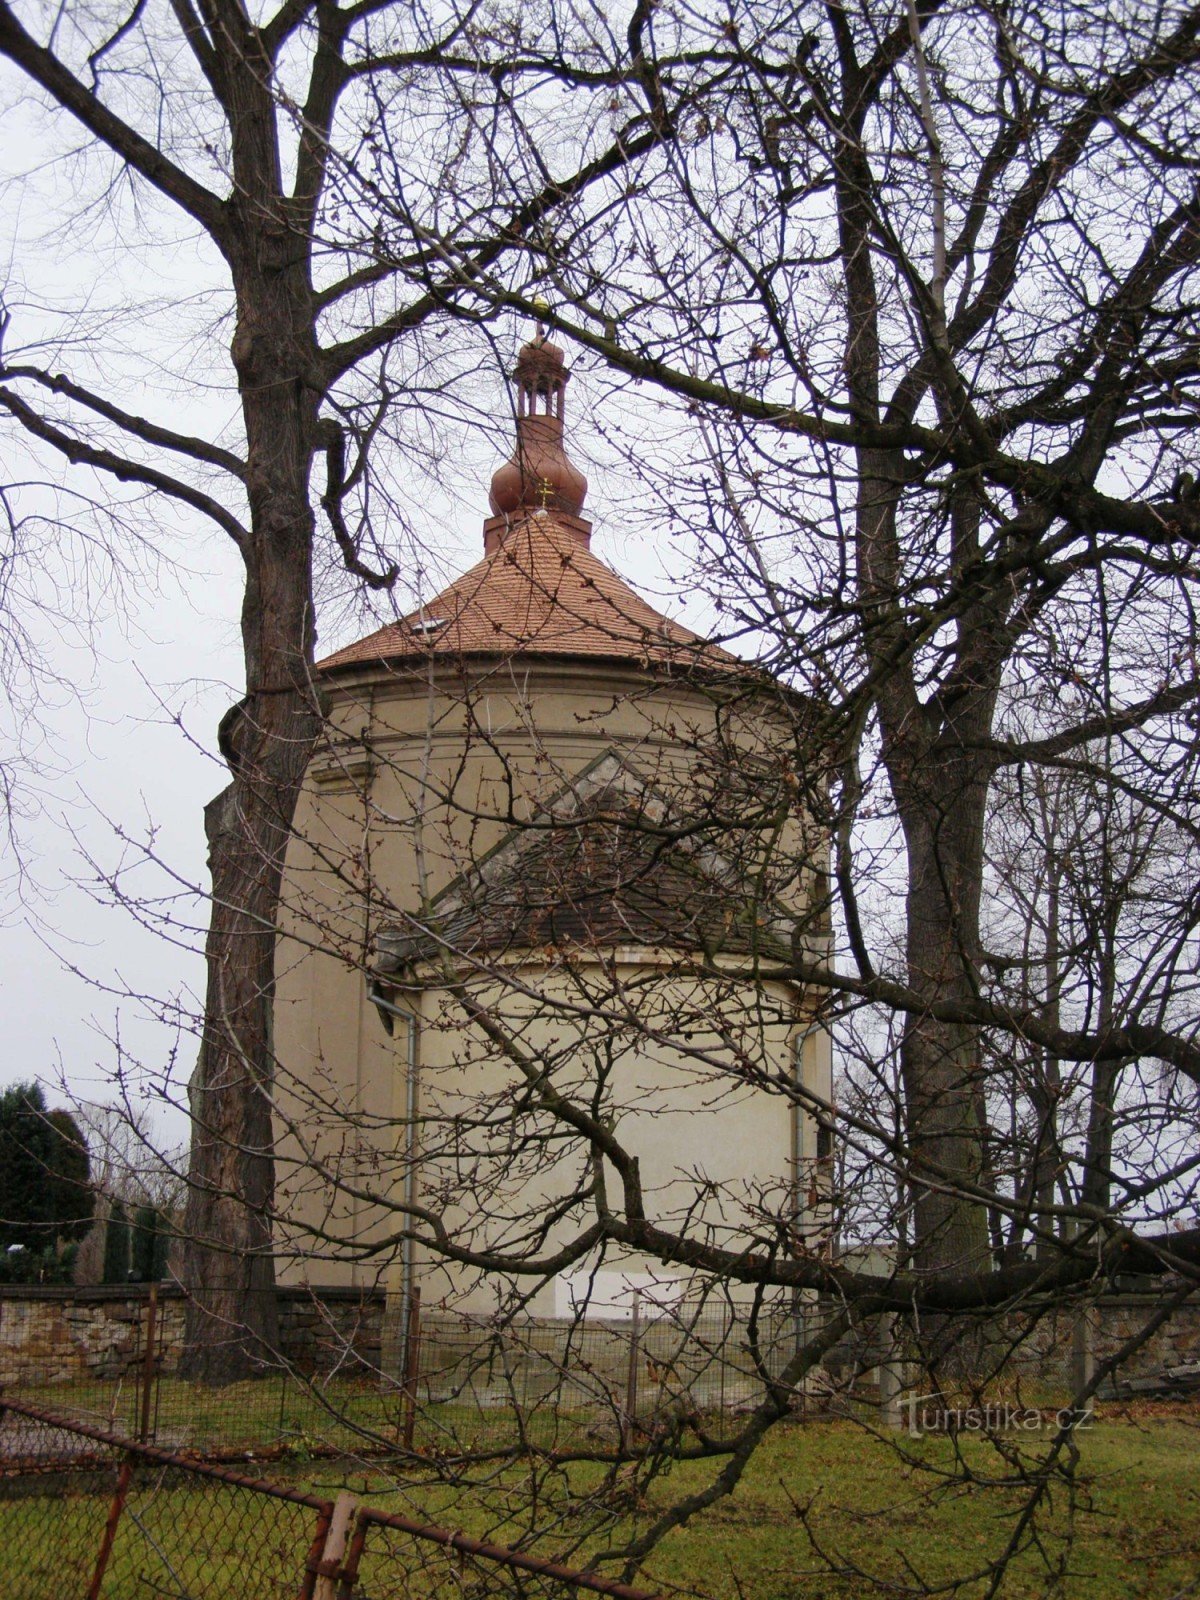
[0,1398,657,1600]
[395,1301,805,1455]
[3,1281,1115,1469]
[1,1285,814,1461]
[0,1400,334,1600]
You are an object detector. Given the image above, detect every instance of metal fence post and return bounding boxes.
[622,1295,641,1448]
[298,1503,334,1600]
[336,1510,370,1600]
[87,1453,135,1600]
[719,1305,728,1414]
[400,1287,422,1453]
[138,1284,159,1445]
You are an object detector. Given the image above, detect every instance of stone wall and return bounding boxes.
[0,1285,386,1385]
[277,1287,385,1373]
[1,1284,1197,1396]
[1010,1293,1200,1388]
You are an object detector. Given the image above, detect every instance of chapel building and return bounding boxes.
[272,332,833,1324]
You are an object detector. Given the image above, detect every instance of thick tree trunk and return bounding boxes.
[179,520,320,1378]
[855,457,1001,1282]
[180,117,324,1376]
[180,519,320,1378]
[886,746,997,1384]
[899,808,991,1277]
[181,784,285,1379]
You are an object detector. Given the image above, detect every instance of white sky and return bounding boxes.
[0,509,242,1142]
[0,470,680,1152]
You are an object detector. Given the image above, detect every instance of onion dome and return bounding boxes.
[318,329,740,678]
[486,333,589,550]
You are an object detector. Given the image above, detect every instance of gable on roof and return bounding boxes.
[372,751,794,984]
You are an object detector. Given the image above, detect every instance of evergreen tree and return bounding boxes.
[102,1199,131,1285]
[0,1085,93,1283]
[131,1206,169,1283]
[0,1083,56,1251]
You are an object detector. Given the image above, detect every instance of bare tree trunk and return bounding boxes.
[180,69,323,1377]
[1082,894,1121,1217]
[898,791,992,1276]
[1034,860,1064,1258]
[853,459,998,1277]
[180,681,318,1378]
[178,526,320,1376]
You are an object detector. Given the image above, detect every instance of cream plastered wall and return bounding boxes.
[389,959,832,1317]
[272,657,830,1290]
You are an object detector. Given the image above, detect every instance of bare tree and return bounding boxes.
[0,0,683,1378]
[244,0,1200,1583]
[75,1100,185,1214]
[505,0,1200,1279]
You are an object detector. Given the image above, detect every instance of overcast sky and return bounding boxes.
[0,477,682,1154]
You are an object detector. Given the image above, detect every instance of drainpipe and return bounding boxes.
[368,985,420,1366]
[792,1026,812,1232]
[792,1025,817,1357]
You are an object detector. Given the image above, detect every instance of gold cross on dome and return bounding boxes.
[536,476,554,508]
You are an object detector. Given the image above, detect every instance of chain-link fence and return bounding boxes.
[0,1284,811,1460]
[391,1296,804,1455]
[8,1281,1166,1463]
[0,1397,656,1600]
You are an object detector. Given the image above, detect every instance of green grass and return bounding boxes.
[12,1373,403,1451]
[11,1373,604,1457]
[4,1412,1198,1598]
[636,1416,1200,1599]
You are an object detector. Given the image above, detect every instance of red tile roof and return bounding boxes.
[318,513,739,676]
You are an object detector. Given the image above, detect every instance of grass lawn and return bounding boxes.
[9,1373,600,1457]
[3,1409,1197,1598]
[635,1414,1200,1599]
[10,1373,406,1452]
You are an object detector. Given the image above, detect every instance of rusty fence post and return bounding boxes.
[138,1284,159,1445]
[314,1492,357,1600]
[622,1295,641,1450]
[298,1503,334,1600]
[335,1509,370,1600]
[87,1453,135,1600]
[400,1288,422,1453]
